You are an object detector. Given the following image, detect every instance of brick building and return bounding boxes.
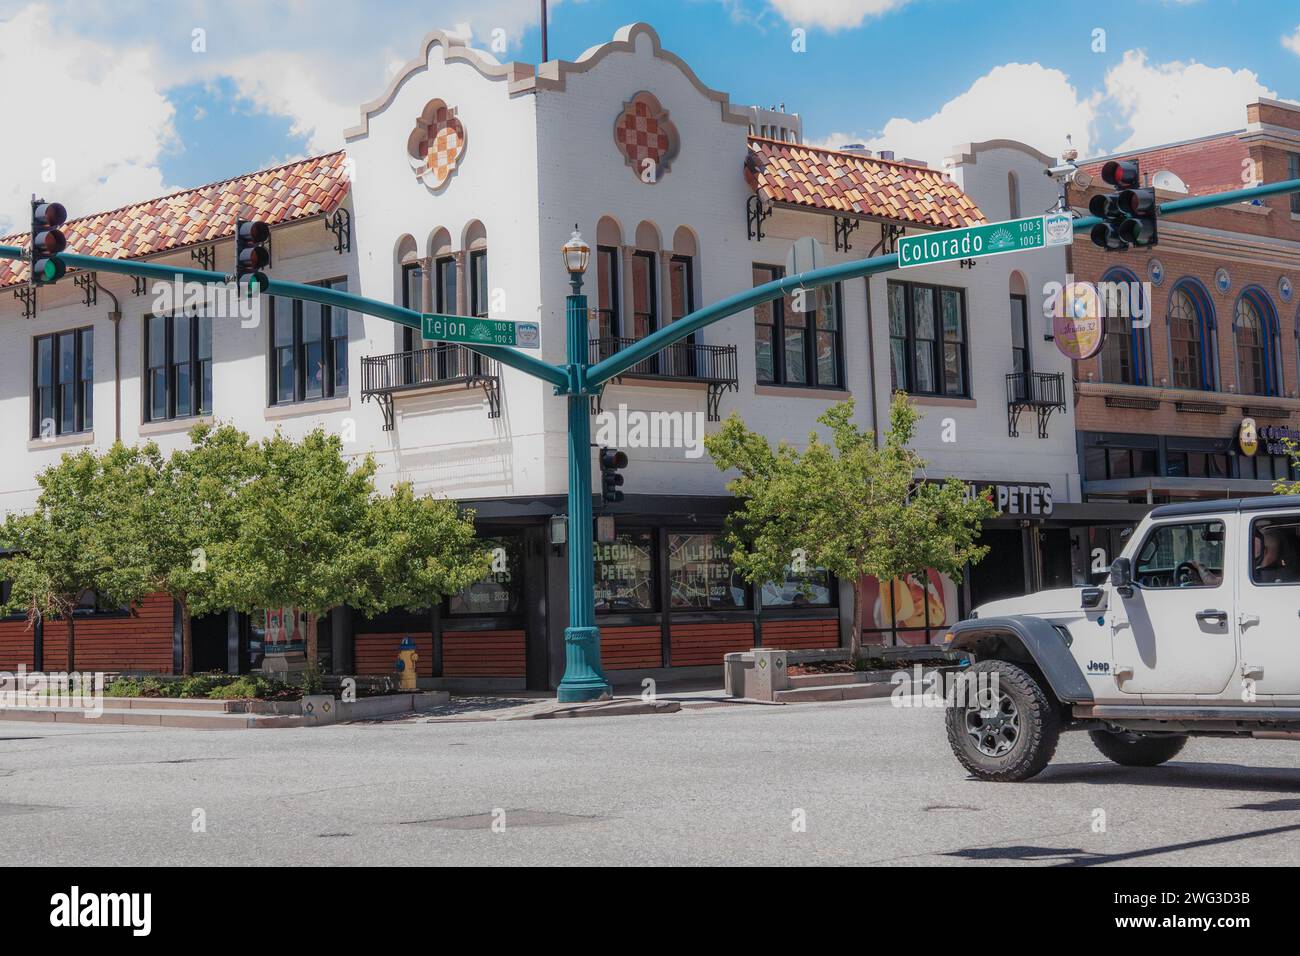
[1067,98,1300,579]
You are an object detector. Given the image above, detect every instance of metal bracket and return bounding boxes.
[324,208,352,254]
[706,381,738,422]
[132,275,149,297]
[834,216,861,252]
[588,383,608,418]
[74,272,98,308]
[1007,403,1024,439]
[1034,404,1056,439]
[190,244,216,272]
[13,286,35,320]
[878,222,904,255]
[959,258,978,269]
[471,372,502,419]
[363,391,396,431]
[746,194,773,241]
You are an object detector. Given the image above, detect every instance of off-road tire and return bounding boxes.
[945,659,1060,782]
[1089,730,1187,767]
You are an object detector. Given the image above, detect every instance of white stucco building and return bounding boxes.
[0,22,1081,688]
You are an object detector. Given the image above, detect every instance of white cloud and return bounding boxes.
[1104,50,1276,151]
[811,63,1098,167]
[0,0,553,224]
[812,47,1291,171]
[1282,24,1300,56]
[766,0,912,31]
[0,6,176,235]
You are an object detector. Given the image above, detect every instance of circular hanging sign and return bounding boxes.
[1239,417,1259,457]
[1280,275,1293,303]
[1053,281,1104,360]
[1215,268,1231,294]
[1147,258,1165,286]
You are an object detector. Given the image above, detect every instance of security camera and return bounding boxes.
[1045,163,1091,189]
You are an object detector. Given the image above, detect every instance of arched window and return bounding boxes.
[1234,287,1280,396]
[1098,267,1148,386]
[1007,171,1020,219]
[1168,279,1216,391]
[594,216,623,342]
[1008,271,1029,391]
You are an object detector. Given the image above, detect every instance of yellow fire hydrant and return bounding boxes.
[395,637,419,691]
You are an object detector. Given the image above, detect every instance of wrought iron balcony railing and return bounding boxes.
[589,336,739,420]
[361,343,500,430]
[1006,371,1067,438]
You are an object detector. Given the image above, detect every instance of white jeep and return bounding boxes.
[943,495,1300,781]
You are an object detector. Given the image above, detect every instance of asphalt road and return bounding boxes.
[3,698,1300,866]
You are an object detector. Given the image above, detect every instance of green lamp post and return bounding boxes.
[557,226,612,702]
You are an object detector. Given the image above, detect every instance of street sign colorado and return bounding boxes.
[898,212,1074,269]
[421,313,540,349]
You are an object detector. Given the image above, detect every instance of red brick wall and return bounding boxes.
[38,593,175,673]
[0,618,35,671]
[354,632,433,677]
[442,630,525,678]
[600,625,662,669]
[669,622,754,667]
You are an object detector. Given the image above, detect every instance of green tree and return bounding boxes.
[101,426,264,675]
[351,482,489,618]
[705,394,997,661]
[224,429,486,674]
[0,445,154,670]
[1275,439,1299,495]
[222,429,375,670]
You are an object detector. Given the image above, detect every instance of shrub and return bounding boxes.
[175,672,231,699]
[105,676,167,698]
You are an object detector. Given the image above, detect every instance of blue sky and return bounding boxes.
[1,0,1299,232]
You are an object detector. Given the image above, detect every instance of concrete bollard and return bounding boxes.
[723,651,752,697]
[747,649,789,702]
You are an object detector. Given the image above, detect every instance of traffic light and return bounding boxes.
[599,447,627,504]
[1088,160,1158,251]
[29,199,68,286]
[235,218,271,292]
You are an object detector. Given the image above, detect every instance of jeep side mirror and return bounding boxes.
[1110,557,1134,598]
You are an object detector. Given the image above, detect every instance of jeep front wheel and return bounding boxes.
[945,659,1060,782]
[1089,730,1187,767]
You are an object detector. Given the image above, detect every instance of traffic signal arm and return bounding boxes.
[0,242,569,389]
[1,175,1298,395]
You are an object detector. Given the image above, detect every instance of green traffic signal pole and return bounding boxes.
[0,247,569,390]
[1,175,1298,700]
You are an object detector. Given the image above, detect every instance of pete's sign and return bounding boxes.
[965,481,1054,517]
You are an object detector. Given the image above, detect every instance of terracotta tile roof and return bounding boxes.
[746,137,985,230]
[1,151,350,289]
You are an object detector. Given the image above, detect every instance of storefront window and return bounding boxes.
[859,570,958,646]
[594,532,656,612]
[448,535,523,616]
[761,566,833,608]
[668,533,747,609]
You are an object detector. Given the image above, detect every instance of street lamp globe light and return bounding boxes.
[562,225,589,279]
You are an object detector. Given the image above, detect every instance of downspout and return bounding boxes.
[100,283,122,442]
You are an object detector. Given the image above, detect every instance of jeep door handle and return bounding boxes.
[1196,609,1228,625]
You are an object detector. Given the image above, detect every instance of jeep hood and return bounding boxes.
[973,587,1094,620]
